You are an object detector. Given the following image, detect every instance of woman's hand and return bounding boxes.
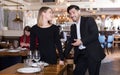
[20,42,26,47]
[20,43,30,47]
[59,60,64,65]
[26,43,30,47]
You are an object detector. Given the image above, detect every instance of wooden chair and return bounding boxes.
[113,35,120,47]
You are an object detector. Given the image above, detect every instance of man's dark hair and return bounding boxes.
[67,5,80,13]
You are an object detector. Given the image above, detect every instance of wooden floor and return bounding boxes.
[67,47,120,75]
[100,47,120,75]
[86,47,120,75]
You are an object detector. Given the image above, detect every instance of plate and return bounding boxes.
[17,67,41,73]
[0,49,7,52]
[41,62,49,66]
[31,62,49,67]
[21,48,27,50]
[0,42,6,43]
[31,63,38,67]
[17,47,27,50]
[7,49,20,52]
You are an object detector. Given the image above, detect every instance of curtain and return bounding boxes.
[23,10,38,27]
[0,7,4,30]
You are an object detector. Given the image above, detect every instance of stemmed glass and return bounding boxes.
[32,50,44,71]
[13,40,19,49]
[33,50,40,63]
[24,50,33,67]
[27,50,33,59]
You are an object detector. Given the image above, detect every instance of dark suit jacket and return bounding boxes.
[64,16,106,64]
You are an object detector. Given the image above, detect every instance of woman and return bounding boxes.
[30,7,64,65]
[20,26,31,49]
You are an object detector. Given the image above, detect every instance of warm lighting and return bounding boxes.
[89,0,94,2]
[13,5,23,23]
[66,2,70,6]
[92,11,96,14]
[13,13,23,22]
[56,14,69,24]
[101,15,106,19]
[59,0,64,3]
[55,8,59,11]
[57,0,65,4]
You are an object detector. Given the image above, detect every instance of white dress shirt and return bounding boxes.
[76,17,86,50]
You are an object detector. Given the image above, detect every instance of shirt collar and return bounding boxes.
[75,17,81,26]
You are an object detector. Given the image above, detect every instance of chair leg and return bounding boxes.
[106,47,114,54]
[105,48,109,55]
[110,47,114,54]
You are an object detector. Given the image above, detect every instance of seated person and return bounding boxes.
[20,26,31,49]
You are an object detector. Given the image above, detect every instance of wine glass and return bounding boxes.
[24,50,33,67]
[13,40,19,49]
[27,50,33,59]
[33,50,40,63]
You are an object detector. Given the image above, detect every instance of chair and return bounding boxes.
[113,35,120,47]
[106,35,114,53]
[98,35,106,48]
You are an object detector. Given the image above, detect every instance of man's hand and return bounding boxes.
[71,39,82,46]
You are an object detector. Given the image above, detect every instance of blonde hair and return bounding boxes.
[37,7,52,27]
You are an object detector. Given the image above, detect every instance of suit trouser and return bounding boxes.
[73,54,101,75]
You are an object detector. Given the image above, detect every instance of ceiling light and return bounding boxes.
[13,5,23,23]
[13,13,23,22]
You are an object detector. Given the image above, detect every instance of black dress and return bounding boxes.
[30,24,64,64]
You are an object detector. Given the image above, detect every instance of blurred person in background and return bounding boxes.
[20,26,31,49]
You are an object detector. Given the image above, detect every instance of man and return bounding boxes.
[64,5,106,75]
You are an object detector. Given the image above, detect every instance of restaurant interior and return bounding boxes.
[0,0,120,75]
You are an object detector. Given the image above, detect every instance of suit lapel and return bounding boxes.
[73,24,77,39]
[72,17,86,39]
[80,16,84,37]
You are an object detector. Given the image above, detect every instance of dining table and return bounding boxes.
[0,48,28,56]
[0,48,29,70]
[0,63,67,75]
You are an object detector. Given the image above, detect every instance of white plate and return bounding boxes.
[21,48,27,50]
[41,62,49,66]
[17,67,41,73]
[31,62,49,67]
[31,63,38,67]
[0,49,7,52]
[7,50,20,52]
[0,42,6,43]
[17,47,27,50]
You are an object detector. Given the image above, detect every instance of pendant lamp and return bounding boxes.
[13,5,23,22]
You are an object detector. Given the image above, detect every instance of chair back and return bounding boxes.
[98,35,106,43]
[107,35,114,43]
[98,35,106,48]
[107,35,114,48]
